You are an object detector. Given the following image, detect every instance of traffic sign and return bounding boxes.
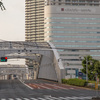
[78,72,83,76]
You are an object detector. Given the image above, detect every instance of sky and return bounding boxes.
[0,0,25,41]
[0,0,25,65]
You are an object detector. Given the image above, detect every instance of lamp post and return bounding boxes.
[79,56,88,81]
[66,63,72,79]
[86,57,88,82]
[79,56,92,82]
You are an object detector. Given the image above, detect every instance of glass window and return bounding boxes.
[50,35,100,38]
[65,0,70,2]
[45,26,100,29]
[55,45,100,47]
[79,0,85,2]
[46,31,99,34]
[45,17,100,20]
[50,40,100,43]
[45,22,100,25]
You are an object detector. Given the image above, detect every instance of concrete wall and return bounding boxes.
[38,53,58,81]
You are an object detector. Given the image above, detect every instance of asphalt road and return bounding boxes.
[0,79,99,100]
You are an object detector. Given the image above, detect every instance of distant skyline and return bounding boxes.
[0,0,25,41]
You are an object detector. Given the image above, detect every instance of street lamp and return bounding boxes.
[79,56,93,82]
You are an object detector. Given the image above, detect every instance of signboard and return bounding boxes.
[78,72,83,76]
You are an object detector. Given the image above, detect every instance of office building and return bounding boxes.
[26,0,100,78]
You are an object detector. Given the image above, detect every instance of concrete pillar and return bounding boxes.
[33,66,38,79]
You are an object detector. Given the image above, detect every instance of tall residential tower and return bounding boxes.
[25,0,44,42]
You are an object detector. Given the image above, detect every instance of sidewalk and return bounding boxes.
[87,83,100,90]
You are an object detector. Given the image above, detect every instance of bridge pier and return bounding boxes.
[0,41,65,82]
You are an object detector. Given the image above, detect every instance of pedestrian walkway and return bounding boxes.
[27,83,78,90]
[0,96,92,100]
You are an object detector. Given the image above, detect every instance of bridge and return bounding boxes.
[0,41,65,83]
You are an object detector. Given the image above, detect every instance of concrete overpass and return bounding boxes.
[0,41,65,83]
[0,64,28,80]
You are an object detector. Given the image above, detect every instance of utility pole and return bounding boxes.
[86,57,88,82]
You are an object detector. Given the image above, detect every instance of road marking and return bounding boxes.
[23,98,30,100]
[16,98,22,100]
[0,96,93,100]
[29,84,40,89]
[59,97,68,99]
[45,83,68,89]
[65,96,92,99]
[49,97,58,99]
[43,95,55,100]
[80,96,92,99]
[44,95,51,98]
[30,98,38,100]
[38,98,46,100]
[8,98,14,100]
[19,79,33,90]
[34,83,52,90]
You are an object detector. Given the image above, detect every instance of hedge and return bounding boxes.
[62,78,87,87]
[62,79,67,83]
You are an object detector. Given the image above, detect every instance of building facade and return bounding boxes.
[25,0,44,42]
[25,0,100,78]
[25,0,45,67]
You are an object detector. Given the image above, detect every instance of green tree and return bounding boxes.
[94,61,100,79]
[81,55,95,80]
[81,55,100,80]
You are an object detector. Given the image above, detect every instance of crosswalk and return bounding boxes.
[0,96,92,100]
[27,83,77,90]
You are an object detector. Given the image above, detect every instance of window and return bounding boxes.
[58,0,61,5]
[65,0,70,2]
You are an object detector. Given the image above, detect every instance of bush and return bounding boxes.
[67,79,87,87]
[62,79,67,84]
[62,78,87,87]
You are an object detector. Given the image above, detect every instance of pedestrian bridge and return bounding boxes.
[0,41,65,83]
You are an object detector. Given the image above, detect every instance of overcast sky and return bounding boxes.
[0,0,25,41]
[0,0,25,65]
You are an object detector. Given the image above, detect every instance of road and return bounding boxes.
[0,79,99,100]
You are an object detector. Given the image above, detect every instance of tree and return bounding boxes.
[81,55,100,80]
[94,61,100,79]
[81,55,95,80]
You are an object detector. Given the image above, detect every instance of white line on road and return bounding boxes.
[38,98,46,100]
[30,98,38,100]
[15,98,22,100]
[8,98,14,100]
[65,96,92,100]
[0,96,93,100]
[23,98,30,100]
[19,79,33,90]
[49,97,59,100]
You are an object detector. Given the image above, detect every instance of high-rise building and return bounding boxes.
[25,0,44,67]
[25,0,100,78]
[25,0,44,42]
